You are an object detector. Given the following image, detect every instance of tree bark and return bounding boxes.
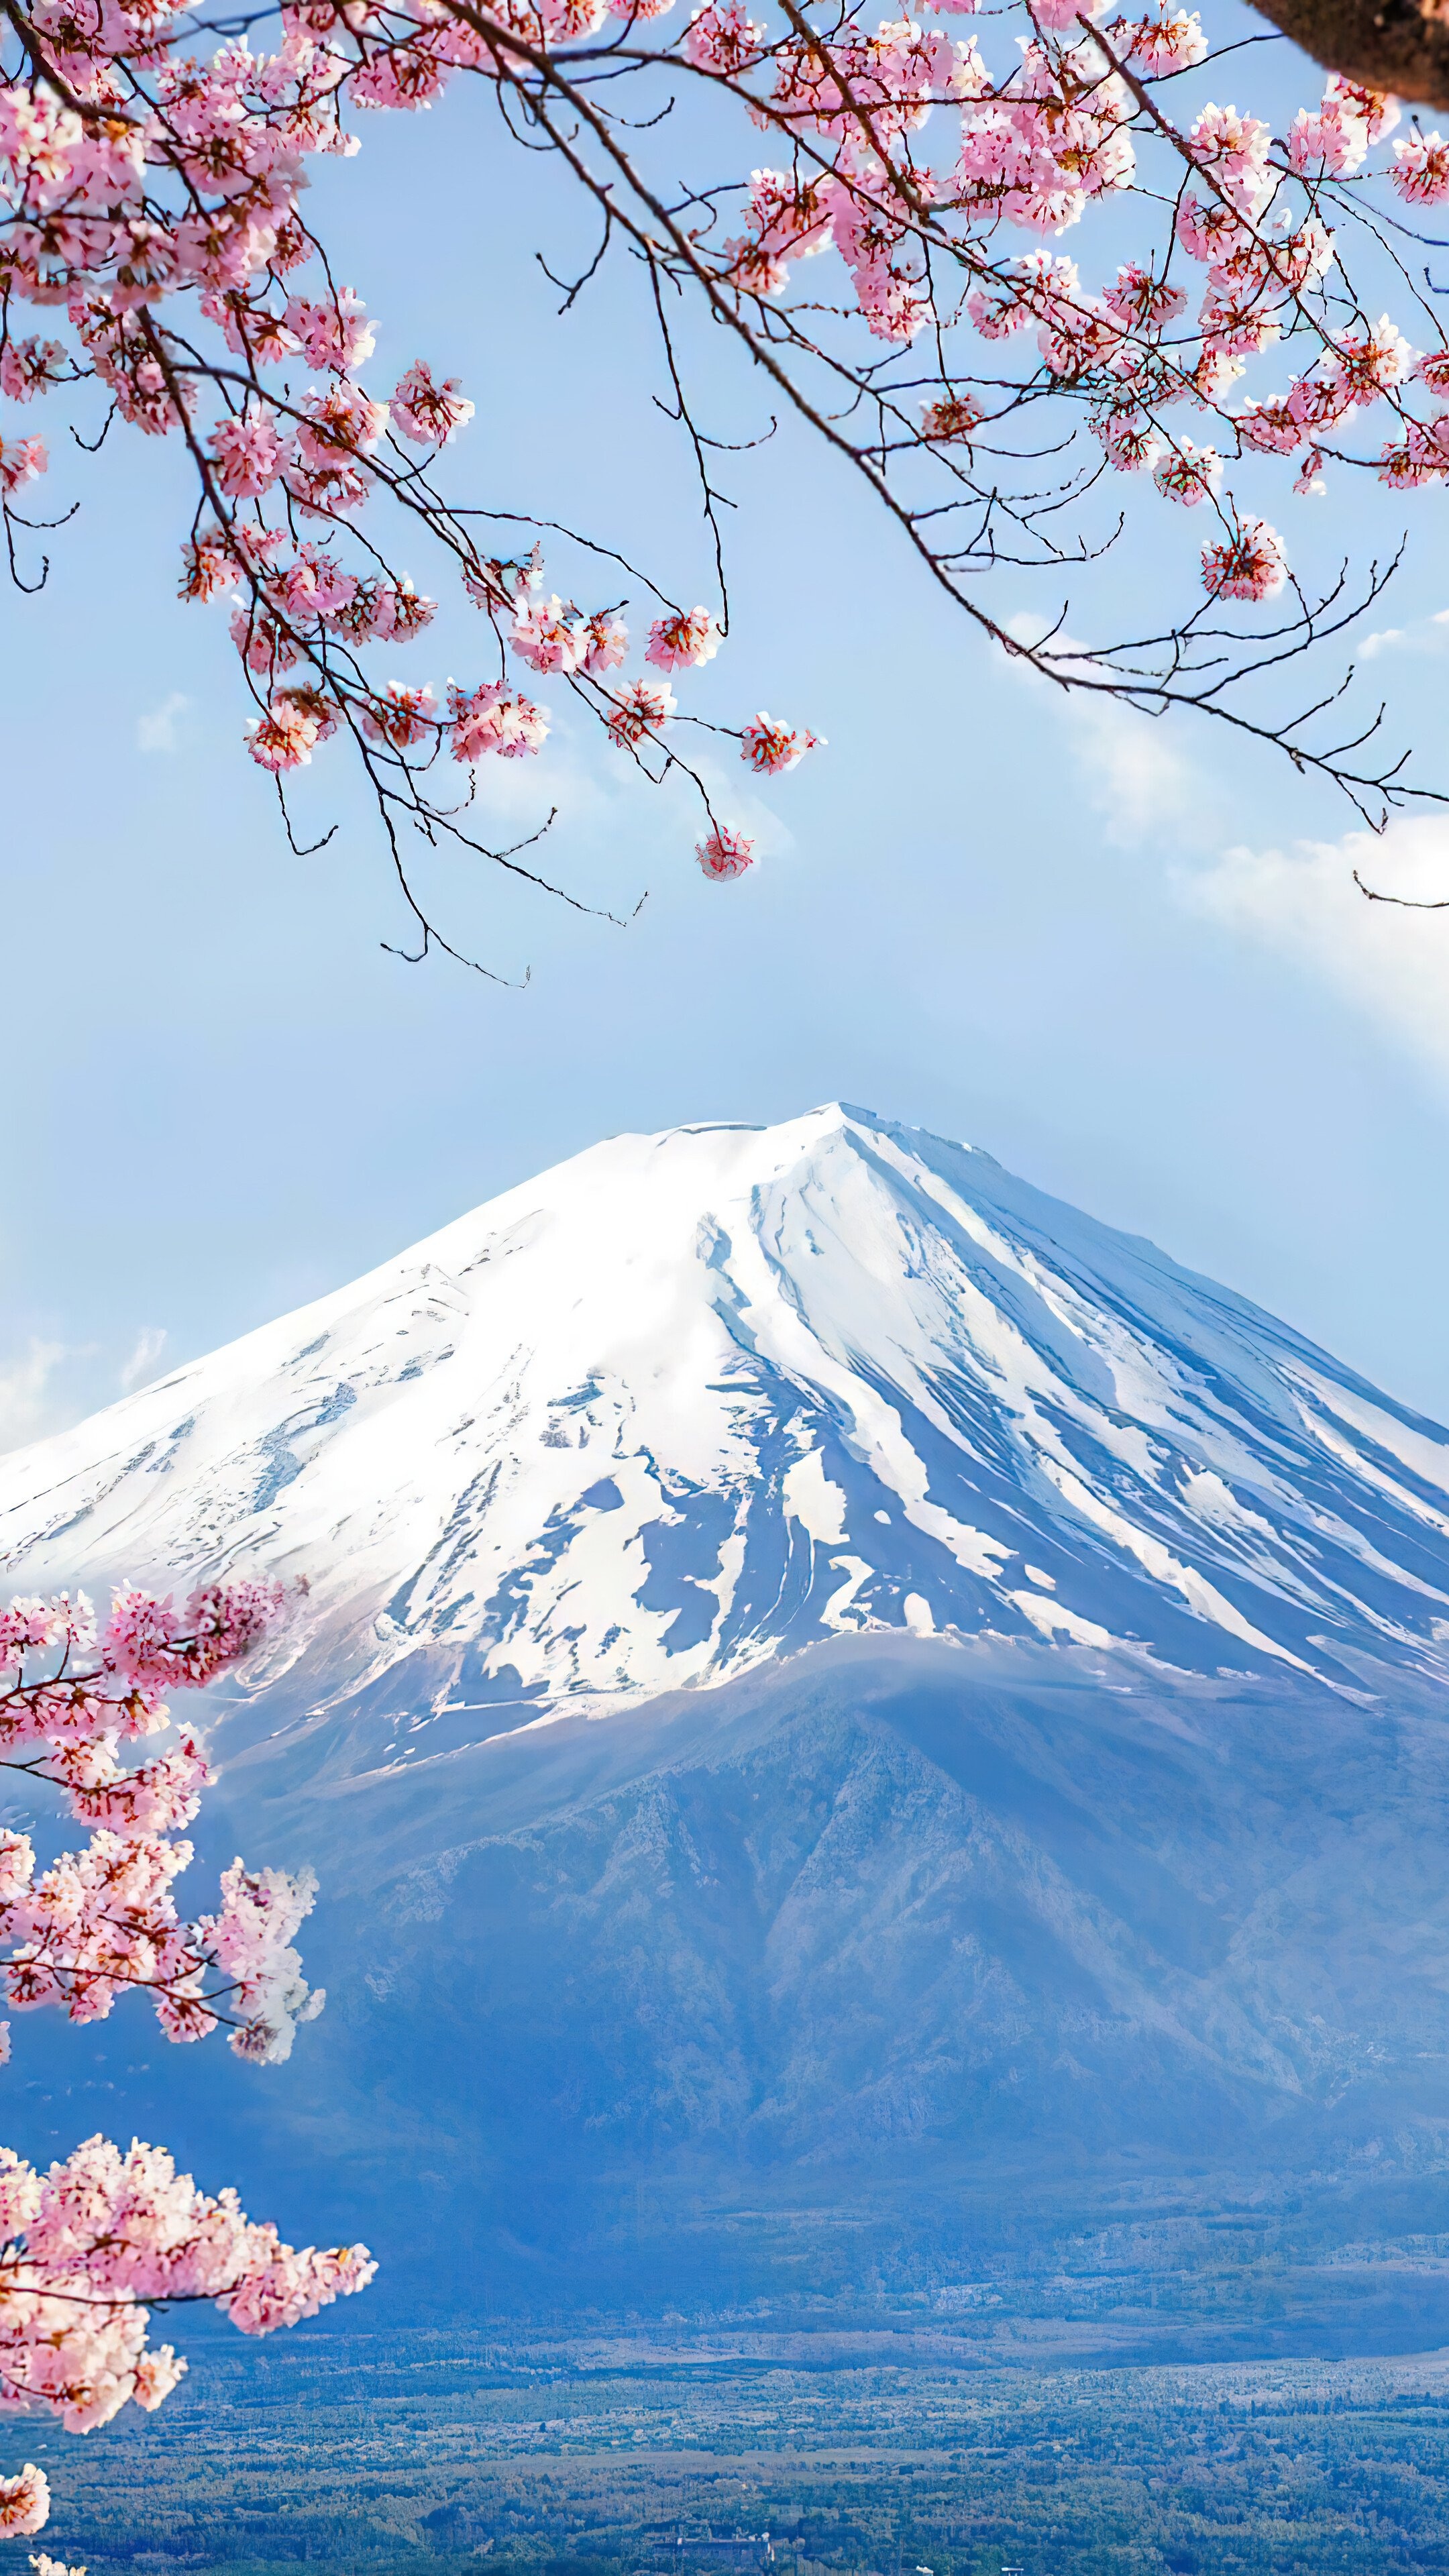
[1249,0,1449,111]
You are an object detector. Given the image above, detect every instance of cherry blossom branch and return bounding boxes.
[1352,864,1449,904]
[0,1580,375,2549]
[7,0,1449,940]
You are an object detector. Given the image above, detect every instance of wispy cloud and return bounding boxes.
[0,1338,76,1455]
[1356,608,1449,662]
[120,1326,168,1394]
[1002,612,1449,1087]
[0,1326,169,1453]
[1063,690,1194,845]
[1001,616,1199,847]
[1179,814,1449,1087]
[137,692,191,755]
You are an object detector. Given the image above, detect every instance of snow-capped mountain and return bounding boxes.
[8,1105,1449,2347]
[4,1103,1449,1721]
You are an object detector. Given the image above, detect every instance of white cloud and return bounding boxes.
[120,1326,168,1394]
[1357,609,1449,662]
[1180,813,1449,1085]
[1000,616,1197,846]
[1063,691,1194,845]
[137,692,191,754]
[0,1338,74,1455]
[1001,611,1449,1087]
[0,1327,167,1453]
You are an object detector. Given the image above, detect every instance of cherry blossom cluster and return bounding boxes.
[704,42,1449,614]
[0,2466,49,2536]
[4,0,1449,887]
[0,1578,372,2544]
[0,2133,373,2434]
[0,0,826,895]
[0,1585,320,2061]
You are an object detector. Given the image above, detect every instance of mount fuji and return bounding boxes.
[4,1101,1449,1714]
[5,1105,1449,2351]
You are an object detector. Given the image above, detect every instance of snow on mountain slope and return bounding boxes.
[3,1102,1449,1722]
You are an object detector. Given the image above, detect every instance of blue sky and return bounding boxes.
[8,34,1449,1445]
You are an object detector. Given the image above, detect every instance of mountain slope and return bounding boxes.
[40,1627,1449,2348]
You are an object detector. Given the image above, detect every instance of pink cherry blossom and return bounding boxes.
[1326,74,1398,142]
[1031,0,1103,28]
[685,0,766,70]
[447,680,549,759]
[696,824,755,879]
[1095,407,1163,470]
[0,1577,372,2531]
[646,606,722,670]
[360,680,439,747]
[0,1581,323,2059]
[246,688,335,770]
[1120,6,1207,72]
[582,612,629,674]
[389,359,474,443]
[1188,103,1275,220]
[230,602,301,676]
[1201,513,1287,602]
[1102,266,1187,329]
[1287,78,1375,176]
[0,435,46,493]
[295,378,388,464]
[274,546,358,623]
[371,578,435,639]
[512,592,589,675]
[209,402,286,498]
[921,392,981,439]
[1175,195,1250,266]
[282,288,376,373]
[284,453,371,517]
[0,2469,48,2536]
[1234,396,1303,456]
[0,0,1444,877]
[1153,439,1222,502]
[0,337,66,400]
[193,1860,323,2062]
[1328,313,1415,404]
[1285,366,1355,432]
[740,711,820,771]
[0,2135,372,2435]
[1378,421,1449,486]
[1391,129,1449,204]
[605,678,676,745]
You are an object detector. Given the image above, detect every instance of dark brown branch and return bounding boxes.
[1248,0,1449,111]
